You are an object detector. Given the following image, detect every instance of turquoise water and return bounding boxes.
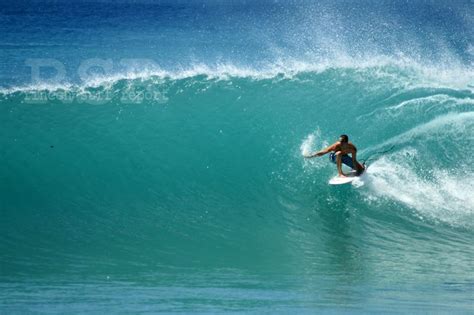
[1,1,473,313]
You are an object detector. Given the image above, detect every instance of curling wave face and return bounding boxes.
[1,65,472,264]
[1,0,473,312]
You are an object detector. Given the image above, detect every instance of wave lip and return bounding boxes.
[1,55,473,95]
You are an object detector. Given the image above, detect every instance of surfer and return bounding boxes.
[306,134,365,177]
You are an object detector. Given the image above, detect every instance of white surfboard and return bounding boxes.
[329,172,357,185]
[328,169,366,185]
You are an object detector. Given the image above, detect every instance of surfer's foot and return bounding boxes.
[338,174,347,178]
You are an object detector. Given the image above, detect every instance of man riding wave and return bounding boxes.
[306,134,365,177]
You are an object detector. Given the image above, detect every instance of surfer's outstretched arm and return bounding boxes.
[307,143,337,158]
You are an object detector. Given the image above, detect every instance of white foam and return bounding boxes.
[300,129,329,170]
[300,134,316,158]
[359,94,474,122]
[1,55,472,95]
[358,112,474,228]
[389,94,474,111]
[363,151,474,228]
[365,112,474,156]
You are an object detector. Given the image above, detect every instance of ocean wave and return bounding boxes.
[358,112,474,228]
[1,55,472,96]
[364,150,474,228]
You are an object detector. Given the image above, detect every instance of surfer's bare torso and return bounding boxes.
[306,135,365,177]
[331,141,356,155]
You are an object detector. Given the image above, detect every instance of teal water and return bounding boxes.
[1,66,473,312]
[1,0,474,312]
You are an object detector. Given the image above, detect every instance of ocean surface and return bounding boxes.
[1,0,473,313]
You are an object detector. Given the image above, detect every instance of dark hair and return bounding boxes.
[340,134,349,143]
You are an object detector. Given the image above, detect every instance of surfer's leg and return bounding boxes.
[335,151,345,177]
